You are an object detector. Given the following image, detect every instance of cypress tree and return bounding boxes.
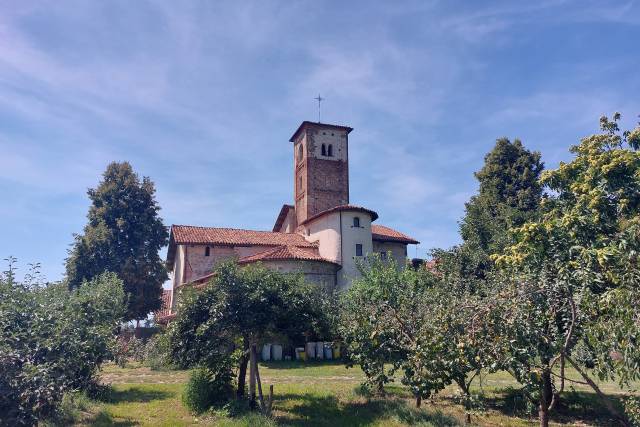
[66,162,169,321]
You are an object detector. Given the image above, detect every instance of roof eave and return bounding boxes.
[289,121,353,142]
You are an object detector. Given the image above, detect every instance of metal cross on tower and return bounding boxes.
[314,94,324,123]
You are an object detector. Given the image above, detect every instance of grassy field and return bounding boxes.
[74,361,635,426]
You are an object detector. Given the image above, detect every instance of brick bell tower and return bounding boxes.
[289,121,353,226]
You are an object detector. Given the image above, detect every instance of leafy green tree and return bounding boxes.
[341,256,489,416]
[460,138,544,277]
[65,161,169,321]
[0,259,125,425]
[489,114,640,427]
[168,261,327,409]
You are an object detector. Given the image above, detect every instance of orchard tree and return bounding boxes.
[65,162,168,321]
[341,256,489,417]
[168,262,328,410]
[460,138,544,277]
[490,114,640,427]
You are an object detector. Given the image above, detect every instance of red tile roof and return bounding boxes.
[167,225,316,266]
[155,289,173,323]
[301,204,379,225]
[372,224,419,244]
[238,245,339,266]
[171,225,315,247]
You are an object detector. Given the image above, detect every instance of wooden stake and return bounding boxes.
[254,345,265,412]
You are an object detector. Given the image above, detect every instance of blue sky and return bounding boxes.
[1,0,639,282]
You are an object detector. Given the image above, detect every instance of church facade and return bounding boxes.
[158,121,418,322]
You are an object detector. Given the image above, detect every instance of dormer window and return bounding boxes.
[353,217,360,227]
[327,144,333,157]
[321,144,327,156]
[205,246,210,256]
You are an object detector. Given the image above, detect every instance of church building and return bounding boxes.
[158,121,418,322]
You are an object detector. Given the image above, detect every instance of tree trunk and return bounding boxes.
[539,370,553,427]
[416,395,422,408]
[236,338,249,398]
[249,342,257,408]
[454,377,472,425]
[538,400,549,427]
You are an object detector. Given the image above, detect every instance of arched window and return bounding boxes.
[297,144,303,162]
[327,144,333,157]
[205,246,210,256]
[353,217,360,227]
[321,144,326,156]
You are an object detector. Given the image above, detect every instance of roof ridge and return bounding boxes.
[172,224,297,235]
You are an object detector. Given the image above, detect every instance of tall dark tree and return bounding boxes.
[459,138,544,277]
[65,162,169,321]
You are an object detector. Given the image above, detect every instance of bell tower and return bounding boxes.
[290,121,352,225]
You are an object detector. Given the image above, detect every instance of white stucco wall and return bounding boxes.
[337,210,374,289]
[304,212,342,263]
[280,208,297,233]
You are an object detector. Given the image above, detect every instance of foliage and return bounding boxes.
[112,336,146,368]
[182,367,235,414]
[168,261,328,405]
[65,161,169,321]
[625,396,640,427]
[143,331,175,371]
[340,256,488,410]
[0,259,125,426]
[490,113,640,427]
[460,137,544,277]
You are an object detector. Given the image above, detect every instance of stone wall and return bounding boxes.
[180,244,275,284]
[372,241,409,265]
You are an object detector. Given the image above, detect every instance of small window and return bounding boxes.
[205,246,210,256]
[297,144,303,162]
[321,144,326,156]
[353,217,360,227]
[355,244,363,257]
[328,144,333,157]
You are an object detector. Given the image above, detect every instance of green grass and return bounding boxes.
[75,362,636,426]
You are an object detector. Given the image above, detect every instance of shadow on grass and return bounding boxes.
[95,387,174,404]
[273,392,458,427]
[487,387,625,426]
[82,410,138,426]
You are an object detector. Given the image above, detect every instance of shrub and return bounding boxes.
[112,336,146,367]
[0,263,125,426]
[182,367,234,414]
[143,332,174,370]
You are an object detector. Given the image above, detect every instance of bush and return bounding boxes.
[143,332,174,370]
[112,336,146,367]
[182,367,234,414]
[0,264,125,426]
